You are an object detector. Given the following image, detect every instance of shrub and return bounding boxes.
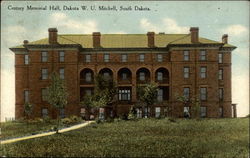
[42,116,51,123]
[62,118,71,126]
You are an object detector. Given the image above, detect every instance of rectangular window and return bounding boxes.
[85,72,92,82]
[155,107,161,118]
[200,107,207,118]
[99,108,105,120]
[59,51,65,62]
[183,50,189,61]
[41,88,48,101]
[184,107,190,118]
[184,67,190,78]
[200,87,207,101]
[24,54,29,65]
[121,54,128,62]
[136,108,142,118]
[139,54,145,62]
[139,72,145,81]
[60,109,65,118]
[219,88,223,101]
[122,73,127,80]
[59,68,64,79]
[157,54,163,62]
[41,68,48,80]
[42,108,48,117]
[144,107,150,118]
[183,87,190,100]
[157,88,163,102]
[218,53,223,63]
[200,50,206,61]
[24,90,29,102]
[219,69,223,80]
[85,54,91,62]
[104,54,110,62]
[157,72,163,81]
[41,51,48,62]
[219,107,223,117]
[103,72,110,79]
[118,89,131,101]
[200,67,207,78]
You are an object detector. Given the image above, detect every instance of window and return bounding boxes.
[136,108,142,118]
[139,54,145,62]
[183,87,190,100]
[184,67,189,78]
[99,108,105,120]
[219,107,223,117]
[59,51,65,62]
[42,108,48,117]
[41,88,48,101]
[103,72,110,79]
[183,50,189,61]
[60,109,65,118]
[157,88,163,102]
[41,51,48,62]
[155,107,161,118]
[85,72,92,82]
[85,89,92,96]
[85,54,91,62]
[139,72,145,81]
[219,88,223,101]
[118,89,131,101]
[59,68,64,79]
[184,107,190,118]
[157,54,163,62]
[200,50,206,61]
[200,67,207,78]
[121,54,127,62]
[219,69,223,80]
[121,73,127,80]
[41,68,48,80]
[24,54,29,65]
[24,90,29,102]
[104,54,109,62]
[200,87,207,101]
[144,107,150,118]
[218,53,223,63]
[157,72,163,81]
[200,107,207,118]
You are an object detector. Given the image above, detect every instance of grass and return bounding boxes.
[1,118,249,157]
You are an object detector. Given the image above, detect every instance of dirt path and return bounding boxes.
[1,121,94,145]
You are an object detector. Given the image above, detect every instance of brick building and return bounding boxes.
[10,27,237,119]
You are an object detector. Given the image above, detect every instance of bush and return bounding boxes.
[62,118,71,126]
[62,115,83,126]
[42,116,51,123]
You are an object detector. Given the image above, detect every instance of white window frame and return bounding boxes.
[200,107,207,118]
[41,68,48,80]
[85,72,92,82]
[157,72,163,81]
[157,88,163,102]
[104,54,110,62]
[219,69,223,80]
[139,72,145,81]
[59,68,65,79]
[183,87,190,100]
[41,51,48,62]
[218,53,223,63]
[139,54,145,62]
[155,107,161,118]
[184,67,189,79]
[200,87,207,101]
[200,67,207,78]
[121,54,128,62]
[59,51,65,62]
[183,50,189,61]
[24,54,29,65]
[118,89,131,101]
[184,106,190,118]
[85,54,91,62]
[200,50,206,61]
[136,108,142,118]
[157,54,163,62]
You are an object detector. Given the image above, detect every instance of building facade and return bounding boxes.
[10,27,237,119]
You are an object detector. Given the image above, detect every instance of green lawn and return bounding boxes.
[1,118,249,157]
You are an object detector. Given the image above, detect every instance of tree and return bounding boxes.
[24,102,33,126]
[176,94,200,119]
[47,72,68,133]
[80,74,117,119]
[137,82,159,117]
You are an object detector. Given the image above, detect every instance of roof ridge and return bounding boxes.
[168,34,191,44]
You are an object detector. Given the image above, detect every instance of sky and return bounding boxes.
[1,1,249,121]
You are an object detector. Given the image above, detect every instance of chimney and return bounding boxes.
[93,32,101,48]
[147,32,155,48]
[190,27,199,43]
[23,40,29,45]
[48,28,58,44]
[222,34,228,44]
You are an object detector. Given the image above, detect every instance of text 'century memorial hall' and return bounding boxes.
[10,27,237,119]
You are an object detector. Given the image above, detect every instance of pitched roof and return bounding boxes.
[11,33,236,49]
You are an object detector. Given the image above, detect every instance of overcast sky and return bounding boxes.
[1,1,249,121]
